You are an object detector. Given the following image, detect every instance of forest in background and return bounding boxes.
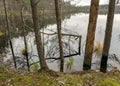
[0,0,120,85]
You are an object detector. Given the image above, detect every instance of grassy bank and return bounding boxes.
[0,66,120,86]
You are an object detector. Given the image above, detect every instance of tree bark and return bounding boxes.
[100,0,116,73]
[30,0,48,70]
[3,0,17,69]
[54,0,64,72]
[83,0,99,70]
[21,7,30,71]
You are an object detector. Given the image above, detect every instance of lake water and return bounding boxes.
[6,13,120,72]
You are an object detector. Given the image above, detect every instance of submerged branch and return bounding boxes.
[30,52,80,66]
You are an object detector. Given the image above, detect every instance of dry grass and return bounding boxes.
[0,30,5,36]
[0,11,20,16]
[94,41,103,56]
[0,31,4,36]
[1,65,120,86]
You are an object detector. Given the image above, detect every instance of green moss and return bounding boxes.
[0,66,120,86]
[57,74,82,85]
[99,78,120,86]
[0,73,6,77]
[0,73,6,80]
[0,31,4,36]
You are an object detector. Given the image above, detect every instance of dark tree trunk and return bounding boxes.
[54,0,64,72]
[83,0,99,70]
[100,0,116,73]
[30,0,48,70]
[116,0,119,4]
[3,0,17,69]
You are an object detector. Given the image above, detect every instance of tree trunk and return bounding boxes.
[116,0,119,4]
[100,0,116,73]
[83,0,99,70]
[30,0,48,70]
[54,0,64,72]
[21,7,30,71]
[3,0,17,69]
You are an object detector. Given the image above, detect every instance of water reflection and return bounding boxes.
[1,13,120,72]
[0,36,7,53]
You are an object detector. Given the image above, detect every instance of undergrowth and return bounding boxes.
[0,65,120,86]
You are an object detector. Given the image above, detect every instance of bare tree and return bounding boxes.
[100,0,116,73]
[54,0,64,72]
[3,0,17,69]
[83,0,100,70]
[30,0,49,70]
[21,6,30,71]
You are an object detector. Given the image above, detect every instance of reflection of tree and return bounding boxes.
[116,0,120,4]
[3,0,17,69]
[0,0,78,39]
[0,11,76,38]
[0,35,8,54]
[28,30,81,71]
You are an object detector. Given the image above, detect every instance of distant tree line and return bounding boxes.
[78,4,120,14]
[0,0,118,73]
